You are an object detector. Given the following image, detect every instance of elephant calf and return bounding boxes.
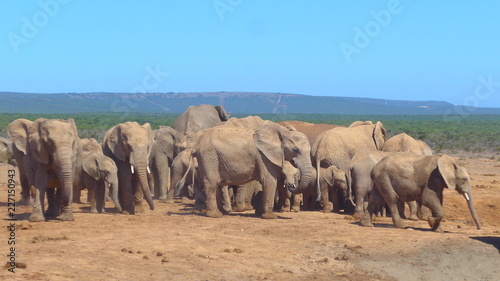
[80,152,122,213]
[361,153,481,231]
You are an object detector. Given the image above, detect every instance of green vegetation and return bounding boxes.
[0,113,498,153]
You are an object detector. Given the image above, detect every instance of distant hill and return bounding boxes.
[1,92,499,115]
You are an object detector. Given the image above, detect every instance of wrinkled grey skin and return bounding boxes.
[80,152,121,213]
[81,138,103,154]
[185,123,314,219]
[382,133,433,156]
[170,149,203,207]
[150,126,187,202]
[173,104,229,135]
[0,137,16,165]
[361,153,481,231]
[9,118,82,222]
[351,134,433,219]
[103,122,154,214]
[312,121,387,213]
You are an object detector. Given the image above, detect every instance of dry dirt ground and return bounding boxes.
[1,154,499,281]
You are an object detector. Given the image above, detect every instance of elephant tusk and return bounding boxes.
[464,193,470,201]
[131,165,135,174]
[147,166,151,174]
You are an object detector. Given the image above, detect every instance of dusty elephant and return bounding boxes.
[382,133,433,156]
[361,153,481,231]
[150,126,187,202]
[173,104,229,136]
[183,123,314,219]
[79,152,122,213]
[9,118,82,222]
[103,122,154,214]
[302,165,348,212]
[312,120,387,212]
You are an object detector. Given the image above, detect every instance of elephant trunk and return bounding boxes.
[463,191,481,230]
[288,160,314,194]
[55,148,75,215]
[135,162,155,210]
[108,176,122,212]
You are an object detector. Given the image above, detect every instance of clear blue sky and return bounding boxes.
[1,0,500,108]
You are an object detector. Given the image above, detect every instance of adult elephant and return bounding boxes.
[220,115,265,129]
[361,153,481,231]
[9,118,82,222]
[184,123,314,219]
[312,121,387,213]
[0,137,16,165]
[80,152,121,213]
[103,122,154,214]
[173,104,229,135]
[150,126,186,202]
[382,133,433,155]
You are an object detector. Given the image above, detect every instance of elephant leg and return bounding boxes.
[397,201,406,219]
[165,181,175,204]
[221,185,232,213]
[73,184,83,204]
[360,190,380,227]
[118,166,134,214]
[418,204,432,221]
[291,193,301,212]
[147,166,155,198]
[204,179,223,218]
[30,169,47,222]
[18,174,32,206]
[261,177,278,219]
[387,200,404,229]
[233,185,247,212]
[320,177,333,213]
[330,187,340,212]
[95,184,106,213]
[159,166,169,201]
[422,189,444,232]
[353,187,367,219]
[59,184,74,221]
[88,186,98,213]
[46,188,59,217]
[407,201,419,221]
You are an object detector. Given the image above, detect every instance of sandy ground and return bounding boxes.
[1,154,499,281]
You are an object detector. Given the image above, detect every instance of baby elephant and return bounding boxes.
[81,152,122,213]
[361,153,481,231]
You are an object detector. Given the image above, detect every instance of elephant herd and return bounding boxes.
[4,104,481,231]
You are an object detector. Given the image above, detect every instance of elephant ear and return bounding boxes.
[105,124,126,161]
[155,126,179,160]
[8,119,32,155]
[373,121,387,150]
[254,123,284,167]
[214,105,229,121]
[28,119,50,165]
[437,154,457,190]
[323,167,336,187]
[83,153,100,181]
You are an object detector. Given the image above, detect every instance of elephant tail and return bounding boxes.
[315,158,321,202]
[174,150,194,197]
